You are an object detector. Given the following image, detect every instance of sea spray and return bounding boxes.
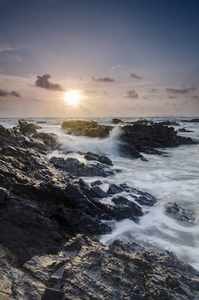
[57,125,124,156]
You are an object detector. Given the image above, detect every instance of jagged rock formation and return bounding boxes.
[0,122,199,299]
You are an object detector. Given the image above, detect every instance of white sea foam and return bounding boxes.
[1,116,199,270]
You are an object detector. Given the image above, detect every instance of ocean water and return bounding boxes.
[1,116,199,270]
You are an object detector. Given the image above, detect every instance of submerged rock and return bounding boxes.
[165,202,194,223]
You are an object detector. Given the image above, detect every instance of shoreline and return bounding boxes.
[0,119,199,299]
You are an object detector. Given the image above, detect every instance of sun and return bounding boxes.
[64,90,82,106]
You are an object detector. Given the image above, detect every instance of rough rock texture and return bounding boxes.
[1,123,199,299]
[49,156,115,177]
[61,120,112,138]
[84,151,113,166]
[165,202,194,223]
[0,125,158,266]
[0,123,59,154]
[19,120,42,135]
[120,123,197,158]
[58,235,199,300]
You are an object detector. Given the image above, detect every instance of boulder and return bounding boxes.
[19,120,42,135]
[112,118,123,124]
[84,151,113,165]
[61,120,112,138]
[165,202,194,223]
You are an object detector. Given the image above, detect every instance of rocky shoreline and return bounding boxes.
[0,120,199,299]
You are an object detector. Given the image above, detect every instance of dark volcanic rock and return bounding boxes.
[112,118,123,124]
[119,122,197,158]
[33,132,60,150]
[107,183,157,207]
[57,235,199,300]
[182,118,199,123]
[0,124,59,154]
[50,156,115,177]
[165,202,194,223]
[61,120,112,138]
[84,151,113,166]
[0,144,113,266]
[0,125,23,148]
[19,120,42,135]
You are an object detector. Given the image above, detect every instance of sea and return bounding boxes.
[1,116,199,270]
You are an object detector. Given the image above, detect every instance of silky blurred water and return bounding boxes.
[1,116,199,269]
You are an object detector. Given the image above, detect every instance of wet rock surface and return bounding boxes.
[165,202,194,223]
[49,156,115,177]
[61,120,112,138]
[0,122,199,299]
[120,122,197,158]
[60,119,197,159]
[84,151,113,166]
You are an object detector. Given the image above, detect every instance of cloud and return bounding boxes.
[192,95,199,99]
[125,89,138,99]
[0,88,21,97]
[169,95,178,99]
[35,74,65,91]
[10,90,21,97]
[166,87,197,94]
[111,65,124,70]
[130,73,143,80]
[91,76,115,83]
[84,90,96,93]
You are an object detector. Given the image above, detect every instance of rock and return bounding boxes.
[50,156,115,177]
[0,125,24,149]
[111,195,143,221]
[182,118,199,123]
[33,132,60,150]
[107,183,157,207]
[112,118,123,124]
[0,247,46,300]
[19,120,42,135]
[41,288,66,300]
[159,120,180,126]
[164,202,194,223]
[107,183,123,195]
[85,151,113,165]
[120,122,197,157]
[61,120,112,138]
[59,235,199,300]
[0,187,7,205]
[178,128,193,132]
[0,194,63,265]
[23,252,67,284]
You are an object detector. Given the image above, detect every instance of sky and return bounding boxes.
[0,0,199,118]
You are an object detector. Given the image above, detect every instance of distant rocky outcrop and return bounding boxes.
[182,118,199,123]
[61,120,197,159]
[119,122,197,158]
[61,120,112,138]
